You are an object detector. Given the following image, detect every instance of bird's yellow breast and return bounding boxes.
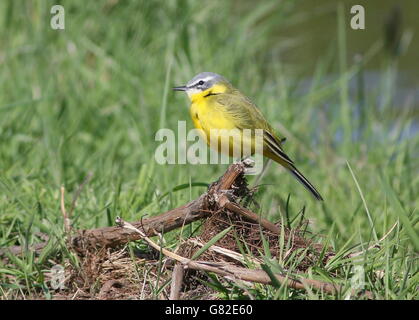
[188,84,254,157]
[189,86,236,139]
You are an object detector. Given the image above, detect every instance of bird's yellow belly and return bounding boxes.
[190,101,255,158]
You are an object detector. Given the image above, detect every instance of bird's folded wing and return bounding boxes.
[215,93,293,165]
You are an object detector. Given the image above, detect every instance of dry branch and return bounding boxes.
[0,196,207,257]
[72,162,251,250]
[72,195,208,251]
[218,195,280,234]
[169,264,184,300]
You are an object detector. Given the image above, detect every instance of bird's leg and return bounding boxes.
[235,156,255,175]
[238,155,251,162]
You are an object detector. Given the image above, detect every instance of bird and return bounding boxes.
[173,72,323,201]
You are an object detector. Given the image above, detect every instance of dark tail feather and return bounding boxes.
[288,166,323,201]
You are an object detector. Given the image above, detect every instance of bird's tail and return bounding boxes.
[262,134,323,201]
[287,165,323,201]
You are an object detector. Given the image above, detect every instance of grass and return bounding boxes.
[0,0,418,300]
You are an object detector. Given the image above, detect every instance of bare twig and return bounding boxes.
[218,194,280,234]
[169,264,184,300]
[188,238,262,266]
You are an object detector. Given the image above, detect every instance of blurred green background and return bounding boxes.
[0,0,417,299]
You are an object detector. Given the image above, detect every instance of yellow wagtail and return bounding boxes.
[173,72,323,200]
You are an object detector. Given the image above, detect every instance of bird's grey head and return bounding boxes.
[173,72,228,98]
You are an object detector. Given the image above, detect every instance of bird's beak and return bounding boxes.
[172,85,187,92]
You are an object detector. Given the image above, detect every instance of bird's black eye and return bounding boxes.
[198,80,204,85]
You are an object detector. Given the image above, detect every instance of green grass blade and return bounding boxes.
[380,174,419,251]
[191,226,232,260]
[347,161,379,242]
